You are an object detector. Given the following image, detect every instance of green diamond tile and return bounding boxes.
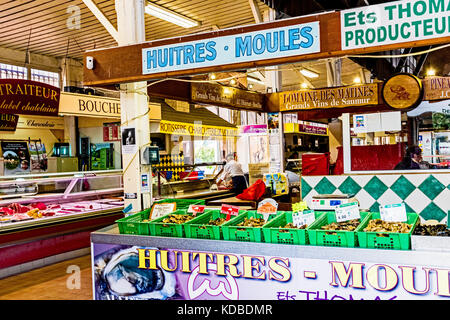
[418,175,446,200]
[369,201,380,213]
[404,202,416,214]
[363,176,388,200]
[338,177,362,196]
[314,177,337,195]
[390,176,416,200]
[419,202,447,221]
[301,179,312,198]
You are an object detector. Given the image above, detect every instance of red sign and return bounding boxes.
[221,204,240,220]
[0,79,60,117]
[188,205,206,217]
[0,114,18,131]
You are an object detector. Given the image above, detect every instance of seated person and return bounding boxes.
[395,145,430,170]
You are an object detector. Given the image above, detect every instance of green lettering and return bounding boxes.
[345,31,354,47]
[400,22,411,39]
[355,29,365,45]
[413,1,426,16]
[384,5,397,20]
[423,18,433,36]
[365,28,376,43]
[344,12,357,27]
[411,20,423,37]
[430,0,444,13]
[398,2,411,18]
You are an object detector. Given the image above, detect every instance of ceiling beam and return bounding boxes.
[82,0,119,43]
[248,0,263,23]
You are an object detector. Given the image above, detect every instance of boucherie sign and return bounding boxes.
[0,79,60,117]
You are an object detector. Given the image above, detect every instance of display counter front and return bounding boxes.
[91,224,450,300]
[0,170,124,276]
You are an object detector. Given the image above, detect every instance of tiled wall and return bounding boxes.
[301,173,450,222]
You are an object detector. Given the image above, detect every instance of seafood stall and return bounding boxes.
[0,170,124,278]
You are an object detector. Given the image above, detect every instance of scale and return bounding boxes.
[310,194,357,210]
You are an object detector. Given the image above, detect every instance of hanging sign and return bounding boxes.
[423,76,450,101]
[0,79,60,117]
[143,22,320,75]
[341,0,450,50]
[1,141,31,175]
[59,92,121,118]
[279,83,379,111]
[16,115,65,130]
[159,120,238,138]
[382,73,423,110]
[191,83,264,111]
[0,114,19,131]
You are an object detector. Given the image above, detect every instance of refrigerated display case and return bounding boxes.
[0,170,124,277]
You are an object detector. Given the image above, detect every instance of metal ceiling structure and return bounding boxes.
[0,0,447,92]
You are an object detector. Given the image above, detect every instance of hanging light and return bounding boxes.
[145,2,200,28]
[300,82,309,89]
[426,68,436,77]
[299,68,319,79]
[353,76,361,84]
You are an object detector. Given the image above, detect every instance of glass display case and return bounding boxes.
[0,170,124,232]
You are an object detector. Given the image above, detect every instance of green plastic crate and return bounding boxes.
[184,209,247,240]
[153,198,205,210]
[356,212,419,250]
[148,209,202,238]
[222,211,278,242]
[262,211,325,245]
[116,209,151,235]
[307,211,369,247]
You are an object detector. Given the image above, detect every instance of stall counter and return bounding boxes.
[91,224,450,301]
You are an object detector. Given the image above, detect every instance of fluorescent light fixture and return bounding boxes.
[300,68,319,79]
[426,68,436,77]
[247,76,265,85]
[145,2,199,28]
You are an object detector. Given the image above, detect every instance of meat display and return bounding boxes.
[0,199,123,223]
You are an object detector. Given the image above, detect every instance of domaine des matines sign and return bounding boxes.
[0,79,60,117]
[279,83,379,111]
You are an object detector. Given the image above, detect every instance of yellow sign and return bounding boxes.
[17,115,65,130]
[59,92,121,118]
[279,83,379,111]
[159,120,238,137]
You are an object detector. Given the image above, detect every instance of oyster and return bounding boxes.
[94,246,177,300]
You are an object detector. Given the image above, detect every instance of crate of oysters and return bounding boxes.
[307,202,370,248]
[411,215,450,252]
[356,204,419,250]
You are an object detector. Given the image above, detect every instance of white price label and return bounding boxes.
[292,210,316,228]
[379,203,407,222]
[335,202,360,222]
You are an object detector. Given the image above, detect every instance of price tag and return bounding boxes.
[335,202,360,222]
[379,203,407,222]
[292,210,316,228]
[257,199,278,221]
[221,204,240,221]
[188,205,205,217]
[292,201,308,213]
[150,202,176,220]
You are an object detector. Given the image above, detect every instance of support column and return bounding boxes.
[116,0,152,213]
[264,8,284,173]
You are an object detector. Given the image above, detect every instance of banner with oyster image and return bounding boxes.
[92,243,450,301]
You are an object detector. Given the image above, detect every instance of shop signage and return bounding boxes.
[59,92,121,118]
[93,243,450,300]
[1,141,31,175]
[0,79,60,117]
[298,121,328,135]
[240,124,267,134]
[279,83,379,111]
[159,120,238,137]
[16,115,65,130]
[407,99,450,116]
[423,76,450,100]
[382,73,423,110]
[341,0,450,50]
[143,22,320,75]
[191,82,264,111]
[0,114,19,131]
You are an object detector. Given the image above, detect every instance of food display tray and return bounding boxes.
[221,211,279,243]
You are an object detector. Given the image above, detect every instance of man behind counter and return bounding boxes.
[216,153,248,195]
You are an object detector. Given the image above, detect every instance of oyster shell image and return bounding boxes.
[94,246,178,300]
